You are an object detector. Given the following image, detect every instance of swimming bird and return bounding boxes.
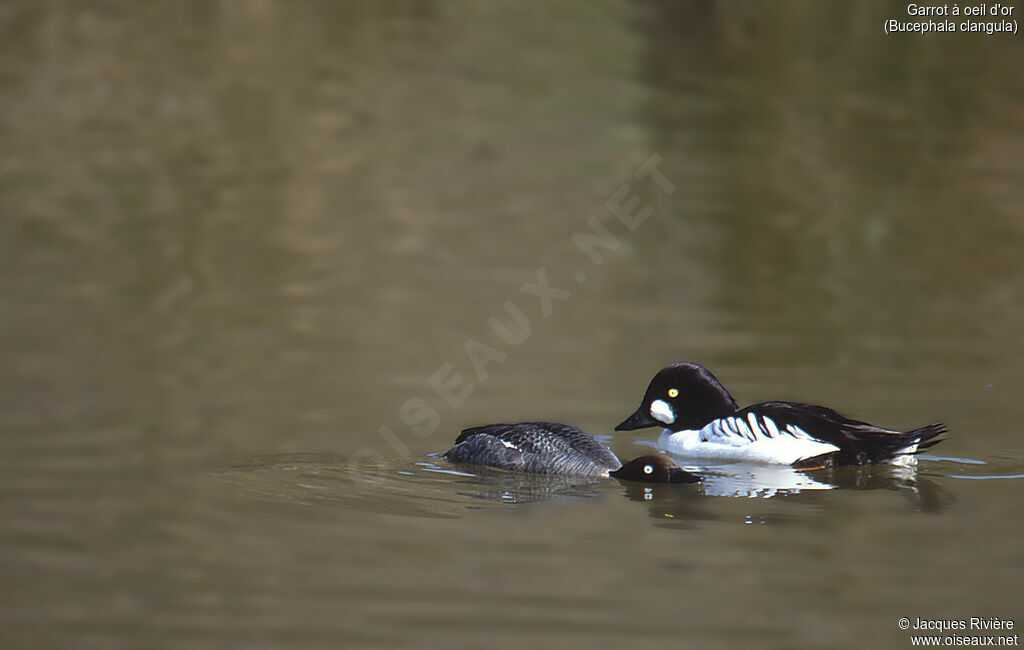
[615,362,945,467]
[444,421,699,483]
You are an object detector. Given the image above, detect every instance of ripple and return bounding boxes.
[215,453,619,518]
[948,473,1024,480]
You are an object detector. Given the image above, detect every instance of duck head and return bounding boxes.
[615,362,738,433]
[609,454,700,484]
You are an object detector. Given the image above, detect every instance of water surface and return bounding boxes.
[2,2,1023,649]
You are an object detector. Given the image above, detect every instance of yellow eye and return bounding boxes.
[668,388,679,398]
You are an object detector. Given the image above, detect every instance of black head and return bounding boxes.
[609,454,700,484]
[615,362,738,433]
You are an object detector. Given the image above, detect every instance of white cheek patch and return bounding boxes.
[650,399,676,425]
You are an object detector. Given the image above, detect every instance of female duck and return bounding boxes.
[444,421,699,484]
[615,362,945,467]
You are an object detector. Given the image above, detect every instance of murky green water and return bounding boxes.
[2,2,1023,649]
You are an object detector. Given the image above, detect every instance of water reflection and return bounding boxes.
[3,1,1024,648]
[216,454,616,518]
[692,461,837,498]
[217,450,958,524]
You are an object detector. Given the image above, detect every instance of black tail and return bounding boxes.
[793,422,946,469]
[898,423,946,455]
[855,422,947,460]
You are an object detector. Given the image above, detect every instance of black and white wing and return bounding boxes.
[697,409,821,447]
[731,402,945,464]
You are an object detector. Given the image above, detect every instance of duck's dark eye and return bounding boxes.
[668,388,679,398]
[643,464,654,474]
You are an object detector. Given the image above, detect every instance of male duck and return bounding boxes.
[615,362,945,468]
